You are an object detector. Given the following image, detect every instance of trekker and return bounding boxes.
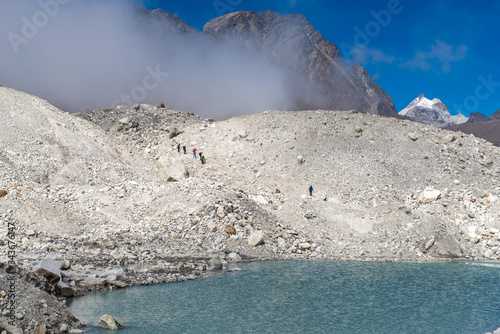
[201,154,206,164]
[177,143,180,152]
[309,185,314,196]
[193,148,197,158]
[183,145,186,154]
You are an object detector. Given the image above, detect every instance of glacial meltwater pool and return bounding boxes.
[67,260,500,334]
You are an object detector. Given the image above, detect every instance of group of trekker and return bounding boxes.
[177,143,205,164]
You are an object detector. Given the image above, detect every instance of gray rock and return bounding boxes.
[216,206,226,218]
[304,214,314,220]
[299,242,311,249]
[429,234,462,258]
[472,187,485,199]
[248,231,264,247]
[277,237,286,248]
[118,117,131,125]
[155,156,189,181]
[61,259,71,270]
[408,132,418,141]
[445,134,457,142]
[424,237,435,250]
[481,158,494,167]
[35,259,64,285]
[418,188,441,203]
[209,257,223,270]
[110,280,128,288]
[38,259,63,274]
[96,314,124,330]
[33,323,46,334]
[169,127,183,139]
[103,268,125,279]
[228,252,241,262]
[57,281,74,297]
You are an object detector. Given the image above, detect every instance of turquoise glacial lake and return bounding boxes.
[67,260,500,334]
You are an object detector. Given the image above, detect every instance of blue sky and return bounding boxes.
[142,0,500,117]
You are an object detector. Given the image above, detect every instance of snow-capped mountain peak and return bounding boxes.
[399,94,468,127]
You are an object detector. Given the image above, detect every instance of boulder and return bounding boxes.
[408,133,418,141]
[56,281,75,297]
[225,225,236,235]
[428,234,462,258]
[299,242,311,249]
[228,252,241,261]
[33,323,47,334]
[424,237,435,251]
[418,188,441,203]
[445,134,457,142]
[250,195,267,205]
[118,117,131,125]
[96,314,124,330]
[103,268,125,280]
[35,259,64,285]
[169,127,183,139]
[277,237,286,248]
[155,156,189,182]
[472,187,485,199]
[0,189,7,197]
[34,268,60,286]
[209,257,223,270]
[248,231,264,247]
[216,206,226,218]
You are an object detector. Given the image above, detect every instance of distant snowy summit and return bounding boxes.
[399,94,468,128]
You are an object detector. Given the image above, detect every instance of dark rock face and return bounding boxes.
[447,109,500,146]
[203,11,397,117]
[491,109,500,120]
[467,112,492,123]
[445,120,500,147]
[135,8,197,34]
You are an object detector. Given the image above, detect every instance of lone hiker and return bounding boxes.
[183,145,186,154]
[309,185,314,196]
[193,148,197,158]
[177,143,180,152]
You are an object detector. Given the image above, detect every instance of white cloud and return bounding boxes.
[349,46,394,65]
[401,40,467,73]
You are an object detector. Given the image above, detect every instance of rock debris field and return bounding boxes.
[0,86,499,333]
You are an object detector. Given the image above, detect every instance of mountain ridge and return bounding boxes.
[202,10,398,116]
